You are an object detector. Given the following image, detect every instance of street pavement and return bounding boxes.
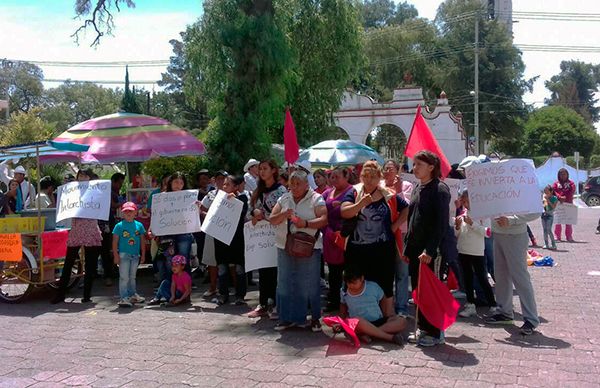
[1,209,600,387]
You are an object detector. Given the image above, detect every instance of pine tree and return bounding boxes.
[120,66,142,113]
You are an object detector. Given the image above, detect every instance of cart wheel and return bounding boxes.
[0,255,33,303]
[47,260,83,290]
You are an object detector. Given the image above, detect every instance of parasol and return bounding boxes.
[47,112,206,164]
[297,139,384,167]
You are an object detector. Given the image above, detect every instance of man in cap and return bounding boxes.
[13,166,36,210]
[296,160,317,190]
[243,159,260,193]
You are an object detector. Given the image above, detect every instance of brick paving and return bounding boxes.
[1,209,600,387]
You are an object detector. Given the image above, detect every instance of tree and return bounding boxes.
[522,106,598,159]
[0,60,44,114]
[358,0,418,29]
[120,66,142,113]
[72,0,136,46]
[42,81,121,132]
[545,60,600,124]
[0,108,56,146]
[433,0,533,151]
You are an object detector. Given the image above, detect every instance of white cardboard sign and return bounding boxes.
[553,203,578,225]
[201,190,243,245]
[244,221,279,272]
[150,190,201,236]
[402,173,463,223]
[465,159,543,220]
[56,180,111,222]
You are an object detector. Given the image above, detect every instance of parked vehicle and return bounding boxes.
[582,176,600,206]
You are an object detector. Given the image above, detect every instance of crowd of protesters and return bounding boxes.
[4,151,575,347]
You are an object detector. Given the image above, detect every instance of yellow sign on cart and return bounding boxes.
[0,233,22,262]
[0,217,46,234]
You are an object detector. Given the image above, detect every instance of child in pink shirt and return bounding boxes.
[148,255,192,307]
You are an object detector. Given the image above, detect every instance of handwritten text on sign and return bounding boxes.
[554,203,578,225]
[150,190,201,236]
[244,221,279,272]
[465,159,543,219]
[201,191,243,245]
[403,173,463,224]
[56,180,111,222]
[0,233,22,262]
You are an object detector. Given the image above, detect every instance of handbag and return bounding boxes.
[285,221,319,258]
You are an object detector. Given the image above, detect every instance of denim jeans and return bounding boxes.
[174,233,194,273]
[118,253,140,299]
[218,263,246,300]
[542,214,556,247]
[276,248,321,325]
[155,256,173,283]
[394,260,410,315]
[155,279,182,301]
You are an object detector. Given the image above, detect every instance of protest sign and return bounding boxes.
[0,234,22,262]
[244,221,280,272]
[42,230,69,260]
[0,217,45,233]
[402,173,463,222]
[201,190,243,245]
[56,180,111,222]
[465,159,543,220]
[554,203,578,225]
[150,190,201,236]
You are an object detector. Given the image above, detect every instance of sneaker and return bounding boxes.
[214,295,228,306]
[268,307,279,321]
[148,298,162,306]
[202,289,217,298]
[417,335,443,347]
[542,245,549,249]
[484,313,514,325]
[310,319,322,332]
[118,298,132,307]
[130,294,145,304]
[459,303,477,318]
[486,306,499,316]
[392,333,405,347]
[247,305,268,318]
[274,321,296,331]
[520,321,535,335]
[407,330,424,344]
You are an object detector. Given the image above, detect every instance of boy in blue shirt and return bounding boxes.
[338,266,406,346]
[113,202,146,307]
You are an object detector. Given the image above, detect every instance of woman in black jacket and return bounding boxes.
[403,151,450,347]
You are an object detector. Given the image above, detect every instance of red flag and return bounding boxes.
[412,262,460,331]
[446,269,459,291]
[404,105,452,178]
[284,107,299,165]
[323,316,361,347]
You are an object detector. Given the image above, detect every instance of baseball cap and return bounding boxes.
[121,202,138,212]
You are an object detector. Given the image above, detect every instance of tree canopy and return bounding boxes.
[0,60,44,114]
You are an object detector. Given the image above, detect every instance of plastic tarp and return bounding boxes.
[535,156,587,189]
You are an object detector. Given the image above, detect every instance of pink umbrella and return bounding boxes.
[48,112,206,164]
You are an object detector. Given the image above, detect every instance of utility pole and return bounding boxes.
[474,13,480,155]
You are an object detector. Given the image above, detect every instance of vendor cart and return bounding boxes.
[0,141,89,303]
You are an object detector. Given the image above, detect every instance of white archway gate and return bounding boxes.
[334,88,468,164]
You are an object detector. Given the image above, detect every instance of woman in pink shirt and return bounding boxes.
[552,168,575,242]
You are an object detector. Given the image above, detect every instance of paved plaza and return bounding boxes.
[1,209,600,387]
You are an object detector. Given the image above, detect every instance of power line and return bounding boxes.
[43,79,160,85]
[3,58,169,68]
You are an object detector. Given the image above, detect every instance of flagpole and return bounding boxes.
[414,261,422,336]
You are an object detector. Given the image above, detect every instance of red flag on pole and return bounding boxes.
[284,107,299,165]
[404,105,452,178]
[412,262,460,331]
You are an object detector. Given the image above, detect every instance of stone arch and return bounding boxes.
[366,123,408,161]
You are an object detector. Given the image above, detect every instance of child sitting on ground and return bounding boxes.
[113,202,146,307]
[337,266,406,346]
[148,255,192,307]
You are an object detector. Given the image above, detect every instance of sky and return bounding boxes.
[1,0,599,115]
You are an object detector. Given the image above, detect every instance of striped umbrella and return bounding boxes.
[49,112,206,164]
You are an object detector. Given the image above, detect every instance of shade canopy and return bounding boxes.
[297,139,384,167]
[0,141,90,163]
[48,112,206,164]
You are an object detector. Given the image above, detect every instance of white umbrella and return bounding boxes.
[298,139,384,167]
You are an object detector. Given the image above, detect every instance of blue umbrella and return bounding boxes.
[297,140,384,167]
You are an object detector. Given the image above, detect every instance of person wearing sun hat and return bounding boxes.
[243,159,260,193]
[11,165,36,210]
[296,160,317,190]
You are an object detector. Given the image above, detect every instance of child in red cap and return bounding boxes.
[113,202,147,307]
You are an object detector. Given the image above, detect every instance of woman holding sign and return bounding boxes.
[269,170,328,332]
[553,168,576,242]
[51,169,103,304]
[248,160,287,319]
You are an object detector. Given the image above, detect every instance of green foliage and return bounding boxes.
[370,124,406,160]
[545,60,600,123]
[358,0,418,29]
[42,81,121,132]
[565,156,585,169]
[0,60,44,114]
[589,155,600,169]
[0,108,56,146]
[531,155,547,168]
[120,66,142,114]
[142,156,209,183]
[522,106,598,159]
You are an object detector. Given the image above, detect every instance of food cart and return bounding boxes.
[0,141,89,303]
